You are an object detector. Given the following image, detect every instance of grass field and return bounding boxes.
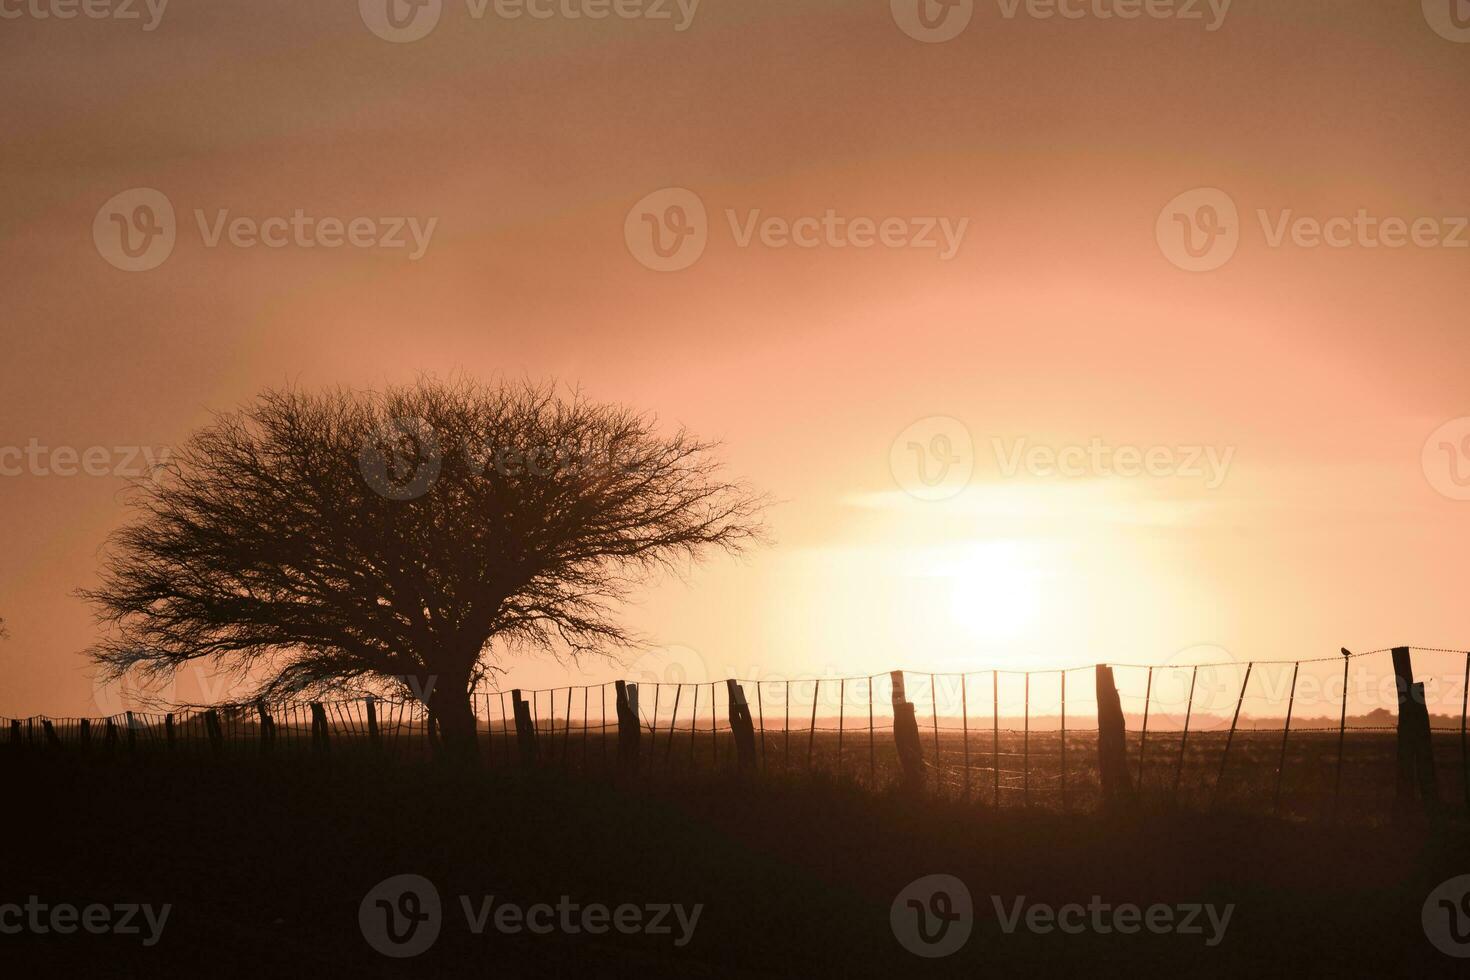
[1,748,1466,976]
[15,710,1468,824]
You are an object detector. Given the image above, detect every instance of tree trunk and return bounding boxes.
[428,678,479,761]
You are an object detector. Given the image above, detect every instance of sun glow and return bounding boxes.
[936,540,1046,642]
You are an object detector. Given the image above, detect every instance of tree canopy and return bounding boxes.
[83,379,765,748]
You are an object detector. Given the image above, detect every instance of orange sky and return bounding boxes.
[2,1,1468,718]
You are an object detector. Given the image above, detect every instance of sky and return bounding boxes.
[1,0,1468,721]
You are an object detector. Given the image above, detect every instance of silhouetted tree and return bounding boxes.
[82,379,764,753]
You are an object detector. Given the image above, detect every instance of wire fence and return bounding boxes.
[6,646,1469,819]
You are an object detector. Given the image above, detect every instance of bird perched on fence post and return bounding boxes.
[1340,648,1352,658]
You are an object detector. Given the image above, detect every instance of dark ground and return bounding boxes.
[1,750,1466,978]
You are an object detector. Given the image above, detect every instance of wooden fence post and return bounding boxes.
[1461,651,1469,814]
[309,702,330,752]
[727,680,757,771]
[256,702,276,753]
[614,681,640,775]
[1391,647,1439,817]
[9,719,21,747]
[125,711,137,751]
[164,713,176,749]
[890,671,924,789]
[512,689,538,766]
[364,697,380,751]
[204,710,224,756]
[105,717,118,751]
[1095,665,1134,809]
[42,720,61,748]
[79,718,91,749]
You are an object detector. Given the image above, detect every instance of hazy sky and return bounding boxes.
[2,1,1468,718]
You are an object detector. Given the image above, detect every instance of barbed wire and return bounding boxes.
[6,646,1466,717]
